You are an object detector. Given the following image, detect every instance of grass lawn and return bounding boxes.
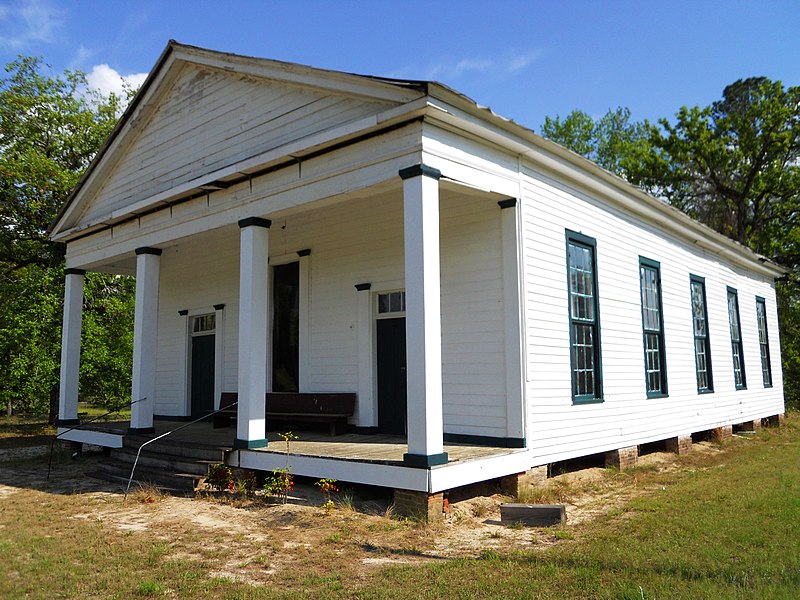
[0,414,798,598]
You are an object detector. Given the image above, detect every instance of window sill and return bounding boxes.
[697,389,715,395]
[646,392,669,399]
[572,397,604,405]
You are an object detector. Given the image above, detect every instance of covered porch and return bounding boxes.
[58,419,531,493]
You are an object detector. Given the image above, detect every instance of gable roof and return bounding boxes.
[50,41,786,279]
[50,40,429,237]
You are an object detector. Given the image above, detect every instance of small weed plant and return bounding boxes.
[263,468,293,503]
[315,478,339,512]
[206,464,235,492]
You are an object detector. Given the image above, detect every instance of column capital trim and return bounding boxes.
[135,246,162,256]
[354,282,371,291]
[238,217,272,229]
[297,248,311,257]
[498,198,518,209]
[399,164,441,181]
[64,268,86,276]
[213,303,226,310]
[178,309,189,316]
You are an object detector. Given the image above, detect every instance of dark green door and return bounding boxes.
[377,317,406,435]
[191,334,215,417]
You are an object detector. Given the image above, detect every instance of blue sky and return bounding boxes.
[1,0,798,131]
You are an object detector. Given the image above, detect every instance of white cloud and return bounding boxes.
[0,0,64,49]
[391,49,544,82]
[86,63,147,98]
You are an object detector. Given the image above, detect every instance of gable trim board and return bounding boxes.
[52,42,786,497]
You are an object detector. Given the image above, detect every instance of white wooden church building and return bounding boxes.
[52,42,785,507]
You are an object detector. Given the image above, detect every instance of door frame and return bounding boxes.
[355,280,406,429]
[189,314,216,417]
[268,251,310,393]
[180,305,225,416]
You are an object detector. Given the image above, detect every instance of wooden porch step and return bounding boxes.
[110,447,216,477]
[92,460,202,493]
[122,436,230,462]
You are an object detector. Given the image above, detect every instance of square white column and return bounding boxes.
[130,247,161,433]
[235,217,271,449]
[355,282,376,429]
[399,164,448,467]
[57,268,85,427]
[499,199,526,445]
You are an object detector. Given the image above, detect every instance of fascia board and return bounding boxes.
[170,43,424,104]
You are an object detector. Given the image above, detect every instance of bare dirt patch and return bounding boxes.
[0,437,735,588]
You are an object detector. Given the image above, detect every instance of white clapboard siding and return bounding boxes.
[79,64,399,225]
[521,162,784,465]
[152,187,506,436]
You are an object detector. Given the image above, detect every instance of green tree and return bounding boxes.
[0,56,134,418]
[540,106,656,184]
[541,79,800,409]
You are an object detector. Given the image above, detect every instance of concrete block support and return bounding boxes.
[711,425,733,443]
[665,435,693,455]
[500,466,548,496]
[393,489,444,522]
[605,446,638,470]
[765,414,786,428]
[736,419,762,433]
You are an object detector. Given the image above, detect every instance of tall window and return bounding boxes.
[566,231,602,402]
[755,296,772,387]
[727,287,746,390]
[640,258,667,396]
[690,275,713,393]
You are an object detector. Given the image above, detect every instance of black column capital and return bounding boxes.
[498,198,517,209]
[399,164,441,181]
[238,217,272,229]
[135,246,162,256]
[354,283,371,291]
[64,268,86,276]
[297,248,311,257]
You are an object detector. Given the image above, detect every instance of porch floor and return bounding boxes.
[84,419,516,465]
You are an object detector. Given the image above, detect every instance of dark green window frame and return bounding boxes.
[565,230,603,404]
[727,287,746,390]
[639,257,668,397]
[690,275,713,393]
[755,296,772,387]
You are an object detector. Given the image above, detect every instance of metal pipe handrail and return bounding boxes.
[123,401,238,500]
[47,396,147,481]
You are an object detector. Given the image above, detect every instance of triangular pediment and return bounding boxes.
[52,42,425,237]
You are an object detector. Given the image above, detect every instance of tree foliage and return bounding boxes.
[0,56,134,417]
[541,78,800,409]
[541,106,656,184]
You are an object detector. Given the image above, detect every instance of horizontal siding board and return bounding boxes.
[521,158,784,465]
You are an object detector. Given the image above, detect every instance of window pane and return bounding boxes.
[640,260,666,395]
[193,314,215,333]
[567,234,600,401]
[728,289,745,389]
[756,299,772,386]
[690,279,712,392]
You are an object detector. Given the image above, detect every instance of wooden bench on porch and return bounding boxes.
[211,391,356,436]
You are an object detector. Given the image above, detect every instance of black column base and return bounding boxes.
[403,452,449,468]
[55,418,81,428]
[233,438,268,449]
[127,426,156,434]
